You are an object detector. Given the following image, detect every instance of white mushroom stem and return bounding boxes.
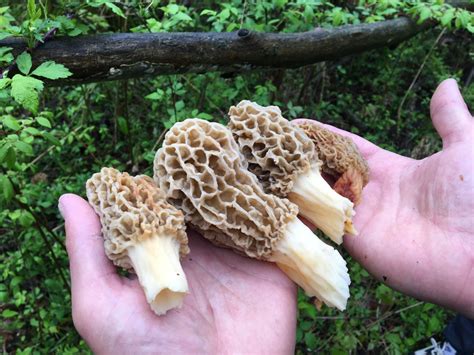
[128,233,188,315]
[270,218,351,311]
[288,165,357,245]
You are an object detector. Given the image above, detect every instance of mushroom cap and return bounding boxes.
[228,100,319,197]
[86,167,189,269]
[153,119,298,260]
[294,122,370,186]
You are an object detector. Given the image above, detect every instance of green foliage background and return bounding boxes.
[0,1,472,353]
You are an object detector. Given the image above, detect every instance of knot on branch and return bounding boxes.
[237,29,251,39]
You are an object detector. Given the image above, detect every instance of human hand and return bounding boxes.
[295,78,474,317]
[59,194,296,354]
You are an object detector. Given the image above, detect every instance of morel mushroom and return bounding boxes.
[154,119,350,310]
[228,100,356,245]
[86,167,189,315]
[293,121,369,205]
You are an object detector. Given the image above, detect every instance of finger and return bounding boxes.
[430,78,473,148]
[59,193,121,292]
[292,118,379,158]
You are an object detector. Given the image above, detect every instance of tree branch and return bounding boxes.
[0,17,432,85]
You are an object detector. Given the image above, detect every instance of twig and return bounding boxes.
[314,316,345,320]
[297,66,315,103]
[12,194,70,289]
[52,222,65,233]
[25,126,82,169]
[29,206,67,253]
[167,76,178,120]
[182,76,226,117]
[240,0,248,28]
[151,128,168,152]
[367,301,424,329]
[121,80,135,168]
[315,335,334,352]
[464,67,473,88]
[319,62,326,103]
[396,28,446,135]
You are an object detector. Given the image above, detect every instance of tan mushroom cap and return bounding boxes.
[228,100,318,197]
[293,122,369,204]
[86,167,189,269]
[153,119,298,260]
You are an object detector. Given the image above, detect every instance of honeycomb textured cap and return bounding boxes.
[153,119,298,260]
[86,167,189,269]
[228,100,319,197]
[294,122,369,186]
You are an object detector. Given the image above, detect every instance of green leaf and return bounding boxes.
[0,174,14,201]
[304,332,318,349]
[105,2,126,18]
[200,9,217,16]
[429,316,441,332]
[3,116,20,130]
[27,0,36,19]
[117,116,128,134]
[0,78,11,89]
[274,0,288,8]
[68,28,82,36]
[440,9,454,26]
[300,320,312,331]
[2,309,18,318]
[418,7,431,24]
[10,74,44,113]
[19,210,35,227]
[16,52,32,75]
[36,116,51,128]
[31,61,72,80]
[197,112,213,120]
[220,8,230,21]
[42,131,60,146]
[0,143,9,162]
[457,10,471,28]
[0,32,11,40]
[0,46,13,61]
[174,12,192,22]
[24,127,40,135]
[145,91,162,100]
[455,16,462,28]
[5,146,16,169]
[14,141,33,155]
[167,4,180,15]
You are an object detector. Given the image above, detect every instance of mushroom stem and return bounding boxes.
[270,218,351,311]
[288,165,357,245]
[128,233,188,315]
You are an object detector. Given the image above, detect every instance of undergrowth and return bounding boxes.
[1,1,472,353]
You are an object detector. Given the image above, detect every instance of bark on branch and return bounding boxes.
[0,17,432,85]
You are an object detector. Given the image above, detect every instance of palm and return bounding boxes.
[66,209,296,354]
[345,136,473,310]
[299,79,474,316]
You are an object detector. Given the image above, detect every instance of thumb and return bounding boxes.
[59,193,120,292]
[430,78,473,148]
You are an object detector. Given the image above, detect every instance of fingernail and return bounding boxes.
[58,195,68,219]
